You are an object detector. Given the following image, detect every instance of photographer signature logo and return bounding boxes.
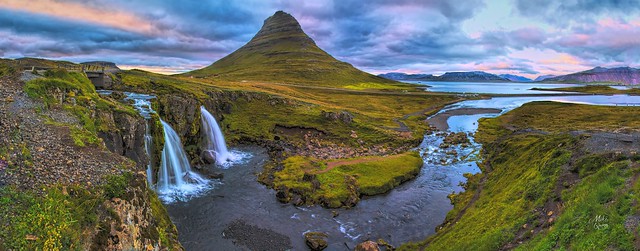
[588,215,609,230]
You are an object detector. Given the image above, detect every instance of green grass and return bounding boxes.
[116,69,457,151]
[0,62,15,76]
[516,160,637,250]
[479,101,640,135]
[532,85,640,95]
[270,152,423,208]
[0,172,181,250]
[344,82,409,91]
[400,101,640,250]
[24,69,139,146]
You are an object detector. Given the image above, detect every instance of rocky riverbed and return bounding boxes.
[166,136,479,250]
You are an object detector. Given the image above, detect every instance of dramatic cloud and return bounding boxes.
[0,0,638,78]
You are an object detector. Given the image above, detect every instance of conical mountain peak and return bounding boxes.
[185,11,396,87]
[253,11,305,39]
[246,10,316,49]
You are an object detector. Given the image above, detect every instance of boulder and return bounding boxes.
[304,232,328,251]
[321,111,354,124]
[355,240,380,251]
[207,171,224,179]
[202,150,217,164]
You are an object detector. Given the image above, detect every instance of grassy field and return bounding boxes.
[115,69,459,149]
[264,152,424,208]
[400,102,640,250]
[532,85,640,95]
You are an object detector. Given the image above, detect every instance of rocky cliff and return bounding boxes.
[0,67,182,250]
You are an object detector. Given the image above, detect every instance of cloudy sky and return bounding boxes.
[1,0,639,78]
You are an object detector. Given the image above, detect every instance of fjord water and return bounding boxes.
[166,94,640,250]
[404,81,582,94]
[200,106,246,167]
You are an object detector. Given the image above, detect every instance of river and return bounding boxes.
[153,92,640,250]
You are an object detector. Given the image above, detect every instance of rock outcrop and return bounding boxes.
[0,69,182,250]
[355,241,380,251]
[304,232,328,251]
[98,110,149,168]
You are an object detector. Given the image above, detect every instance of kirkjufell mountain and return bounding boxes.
[185,11,396,87]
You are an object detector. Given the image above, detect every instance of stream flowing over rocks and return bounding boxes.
[163,92,640,250]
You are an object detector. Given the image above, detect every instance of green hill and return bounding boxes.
[184,11,403,88]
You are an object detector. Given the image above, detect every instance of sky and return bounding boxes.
[0,0,639,78]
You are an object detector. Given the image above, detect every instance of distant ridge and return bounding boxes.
[543,67,640,85]
[379,71,509,82]
[533,74,556,82]
[185,11,397,87]
[378,72,435,81]
[498,74,532,82]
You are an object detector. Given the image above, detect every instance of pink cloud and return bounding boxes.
[1,0,158,35]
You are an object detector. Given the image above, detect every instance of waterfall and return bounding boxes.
[119,91,212,202]
[123,93,156,186]
[144,123,153,185]
[157,120,207,195]
[200,106,236,166]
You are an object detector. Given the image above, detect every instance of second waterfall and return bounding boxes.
[200,106,246,167]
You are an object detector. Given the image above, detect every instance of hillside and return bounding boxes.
[438,71,508,82]
[184,11,402,88]
[0,65,182,250]
[545,67,640,85]
[378,72,436,81]
[498,74,531,82]
[401,102,640,250]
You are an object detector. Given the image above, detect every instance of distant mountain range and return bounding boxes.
[543,67,640,85]
[533,75,556,82]
[380,66,640,85]
[379,71,513,82]
[498,74,532,82]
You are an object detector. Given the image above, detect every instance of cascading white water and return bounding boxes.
[123,93,156,186]
[157,120,208,195]
[99,91,216,203]
[200,106,239,166]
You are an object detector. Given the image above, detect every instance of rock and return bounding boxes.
[291,194,304,206]
[109,91,126,100]
[377,238,394,250]
[276,189,290,203]
[321,110,353,124]
[202,150,217,164]
[208,171,224,179]
[355,240,380,251]
[331,210,339,218]
[304,232,328,250]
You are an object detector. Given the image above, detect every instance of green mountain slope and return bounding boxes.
[184,11,402,88]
